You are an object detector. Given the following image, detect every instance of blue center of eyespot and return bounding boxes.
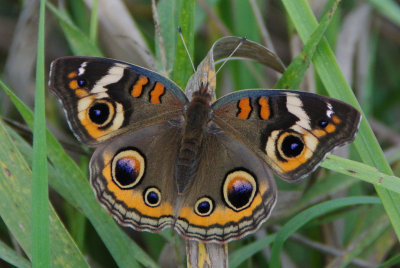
[228,180,253,209]
[282,135,304,157]
[291,143,299,151]
[197,201,211,214]
[319,119,329,128]
[77,79,87,87]
[147,191,159,205]
[115,158,138,186]
[89,102,109,124]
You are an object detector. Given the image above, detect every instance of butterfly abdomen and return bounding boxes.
[175,93,211,194]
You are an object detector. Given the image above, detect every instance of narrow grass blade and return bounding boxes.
[32,0,49,266]
[278,173,357,219]
[172,0,195,88]
[281,0,400,241]
[155,0,178,74]
[269,196,381,267]
[377,254,400,268]
[0,120,89,267]
[0,238,30,268]
[338,219,389,268]
[366,0,400,27]
[229,234,276,268]
[0,81,158,268]
[47,2,103,56]
[275,0,341,89]
[89,0,99,43]
[322,155,400,194]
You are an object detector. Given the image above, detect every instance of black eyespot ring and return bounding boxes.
[88,100,114,126]
[144,187,161,207]
[223,170,257,211]
[111,149,145,189]
[194,197,214,216]
[281,134,304,158]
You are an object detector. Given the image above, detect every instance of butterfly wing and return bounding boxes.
[212,89,361,182]
[174,129,277,243]
[89,119,183,232]
[49,56,188,146]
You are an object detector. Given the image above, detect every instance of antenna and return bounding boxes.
[215,37,246,75]
[208,37,246,85]
[178,26,196,72]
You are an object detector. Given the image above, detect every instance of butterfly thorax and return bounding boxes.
[175,88,212,194]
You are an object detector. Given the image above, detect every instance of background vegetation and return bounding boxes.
[0,0,399,267]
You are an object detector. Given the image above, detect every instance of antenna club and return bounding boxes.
[178,26,182,33]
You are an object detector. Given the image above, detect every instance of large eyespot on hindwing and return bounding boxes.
[143,187,161,207]
[223,170,257,211]
[194,197,214,217]
[77,97,124,141]
[111,148,145,189]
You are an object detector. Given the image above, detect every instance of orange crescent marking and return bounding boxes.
[278,154,308,172]
[80,116,104,140]
[237,98,252,119]
[131,76,148,98]
[177,183,268,226]
[75,89,89,98]
[258,97,270,120]
[150,82,165,104]
[312,129,326,137]
[67,71,78,78]
[325,123,336,133]
[102,165,173,217]
[331,115,341,124]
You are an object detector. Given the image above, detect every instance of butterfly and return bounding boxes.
[49,37,361,243]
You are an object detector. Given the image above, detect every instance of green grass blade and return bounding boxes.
[47,2,103,56]
[89,0,99,43]
[269,196,381,267]
[0,239,30,268]
[0,120,89,267]
[156,0,179,74]
[281,0,400,240]
[229,234,276,268]
[377,254,400,268]
[275,0,341,89]
[32,0,49,266]
[278,173,357,220]
[322,155,400,194]
[366,0,400,27]
[0,81,159,268]
[172,0,195,88]
[339,219,389,268]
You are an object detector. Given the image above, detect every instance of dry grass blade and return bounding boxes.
[83,0,155,69]
[3,0,39,109]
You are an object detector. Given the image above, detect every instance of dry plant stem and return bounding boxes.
[3,0,40,110]
[185,240,228,268]
[248,0,281,83]
[355,6,372,109]
[151,0,168,75]
[84,0,156,69]
[370,119,400,145]
[248,0,277,53]
[336,4,371,86]
[197,0,230,35]
[376,16,400,46]
[270,226,376,268]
